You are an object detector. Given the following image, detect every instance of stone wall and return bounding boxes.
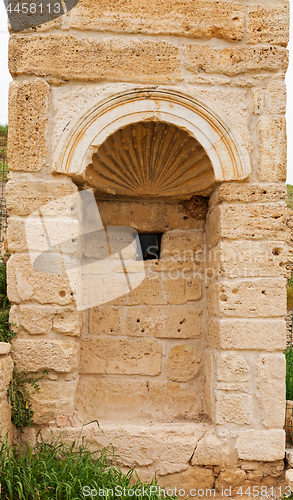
[6,0,289,491]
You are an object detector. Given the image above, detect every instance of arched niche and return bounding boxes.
[53,87,250,193]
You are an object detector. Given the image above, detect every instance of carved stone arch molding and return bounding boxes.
[53,87,251,196]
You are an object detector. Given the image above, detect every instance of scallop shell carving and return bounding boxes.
[85,121,214,198]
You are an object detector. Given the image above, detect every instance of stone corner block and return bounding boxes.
[235,430,285,461]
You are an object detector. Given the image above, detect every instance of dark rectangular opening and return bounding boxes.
[138,233,163,261]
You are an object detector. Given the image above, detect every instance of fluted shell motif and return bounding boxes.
[85,121,214,198]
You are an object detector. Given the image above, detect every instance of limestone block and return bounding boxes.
[217,353,250,383]
[286,451,293,469]
[208,240,287,279]
[215,391,252,425]
[252,88,263,115]
[207,278,287,318]
[80,338,161,375]
[0,343,11,355]
[206,203,288,247]
[53,309,81,337]
[110,276,165,306]
[257,353,286,428]
[9,35,182,83]
[0,399,12,437]
[247,4,289,46]
[30,378,78,424]
[6,180,77,216]
[89,306,122,335]
[122,305,202,339]
[18,304,80,336]
[98,201,203,233]
[235,430,285,461]
[158,465,214,491]
[209,183,287,204]
[191,432,223,466]
[8,80,49,172]
[163,277,202,303]
[0,356,13,392]
[161,230,204,262]
[76,376,202,422]
[71,0,244,41]
[208,319,286,351]
[285,469,293,490]
[11,339,79,372]
[215,469,246,491]
[7,254,74,305]
[166,344,201,382]
[258,116,287,182]
[266,81,287,114]
[182,45,288,77]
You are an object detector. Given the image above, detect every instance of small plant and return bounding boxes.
[0,254,17,344]
[285,348,293,401]
[0,432,177,500]
[0,124,8,137]
[288,184,293,210]
[8,371,45,433]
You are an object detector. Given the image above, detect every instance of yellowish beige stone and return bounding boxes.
[9,35,182,83]
[252,88,263,115]
[159,465,215,490]
[80,338,161,375]
[166,344,202,382]
[215,469,246,491]
[258,116,287,182]
[161,230,204,262]
[216,353,250,383]
[247,4,289,46]
[235,430,285,461]
[0,356,14,393]
[12,339,79,372]
[30,378,78,425]
[266,81,287,114]
[209,183,286,205]
[215,391,252,425]
[257,353,286,428]
[191,432,224,466]
[8,80,49,172]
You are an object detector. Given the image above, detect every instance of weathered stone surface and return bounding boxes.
[89,306,122,335]
[8,80,49,172]
[247,4,289,46]
[109,276,165,306]
[207,318,286,350]
[257,353,286,428]
[0,356,14,392]
[98,201,204,232]
[122,305,202,339]
[208,240,287,279]
[161,230,204,262]
[53,309,81,337]
[286,469,293,490]
[191,432,223,466]
[207,278,286,318]
[217,353,250,383]
[30,378,78,424]
[6,180,77,216]
[215,391,252,425]
[206,203,288,247]
[11,339,79,372]
[182,45,288,77]
[80,338,161,375]
[235,430,285,461]
[159,465,215,490]
[17,304,81,336]
[7,254,74,305]
[76,375,203,422]
[9,35,182,83]
[215,469,246,491]
[0,399,12,437]
[163,277,202,303]
[252,88,263,115]
[71,0,244,41]
[209,183,287,205]
[266,81,286,114]
[166,344,201,382]
[258,116,287,182]
[0,343,11,355]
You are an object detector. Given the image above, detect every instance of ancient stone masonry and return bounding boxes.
[6,0,289,492]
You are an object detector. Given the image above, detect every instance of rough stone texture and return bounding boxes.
[247,4,289,46]
[207,278,287,318]
[7,254,74,305]
[9,35,182,83]
[257,353,286,428]
[216,353,250,383]
[80,338,161,375]
[207,318,286,350]
[8,80,50,172]
[17,305,81,336]
[159,465,215,491]
[166,344,202,382]
[215,391,253,425]
[76,375,203,422]
[209,183,287,205]
[182,45,288,77]
[71,0,245,41]
[266,81,287,114]
[252,88,263,115]
[0,356,14,393]
[161,230,204,262]
[0,399,12,438]
[122,305,202,339]
[215,469,246,491]
[11,339,79,372]
[235,430,285,461]
[6,180,77,216]
[258,116,287,182]
[286,469,293,490]
[30,378,78,424]
[0,343,11,355]
[191,431,224,466]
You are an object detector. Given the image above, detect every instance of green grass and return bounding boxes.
[0,433,175,500]
[0,124,8,137]
[287,184,293,209]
